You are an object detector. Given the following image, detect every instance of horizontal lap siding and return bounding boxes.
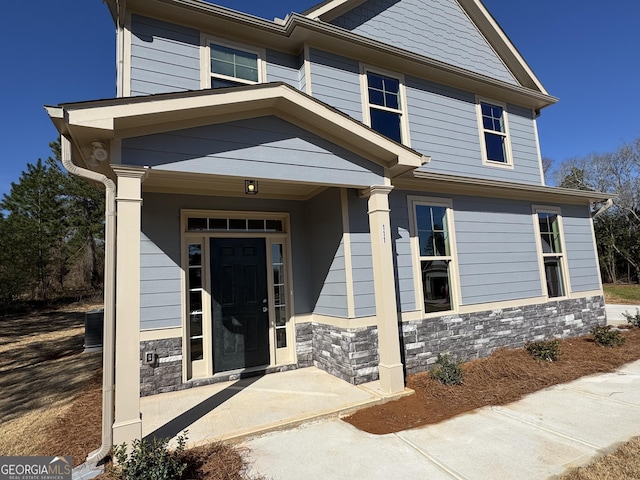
[130,15,200,95]
[140,234,182,330]
[266,50,303,89]
[122,116,384,186]
[561,204,601,292]
[330,0,516,84]
[307,189,348,317]
[348,190,376,317]
[389,192,416,312]
[406,76,542,185]
[308,49,363,121]
[454,197,542,304]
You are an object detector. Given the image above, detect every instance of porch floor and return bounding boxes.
[140,366,412,447]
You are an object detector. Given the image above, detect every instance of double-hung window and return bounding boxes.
[477,98,512,166]
[535,208,567,298]
[204,39,263,88]
[364,69,408,144]
[411,199,456,313]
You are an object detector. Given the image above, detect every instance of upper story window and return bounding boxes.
[362,68,410,145]
[477,98,512,167]
[534,208,568,298]
[201,36,265,89]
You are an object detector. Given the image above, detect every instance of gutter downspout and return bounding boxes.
[61,136,116,466]
[593,198,614,218]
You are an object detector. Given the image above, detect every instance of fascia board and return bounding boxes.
[401,171,614,204]
[53,83,424,172]
[303,0,368,20]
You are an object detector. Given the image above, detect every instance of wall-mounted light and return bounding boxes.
[245,179,258,195]
[87,142,109,166]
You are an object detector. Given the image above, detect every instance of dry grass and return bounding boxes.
[560,436,640,480]
[603,283,640,304]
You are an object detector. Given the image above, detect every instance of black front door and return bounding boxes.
[210,237,269,373]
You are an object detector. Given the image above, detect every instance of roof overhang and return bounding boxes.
[396,171,614,205]
[45,82,427,178]
[102,0,557,111]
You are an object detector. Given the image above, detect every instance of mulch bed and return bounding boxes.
[344,328,640,434]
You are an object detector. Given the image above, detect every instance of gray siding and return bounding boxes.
[308,49,363,121]
[122,116,383,186]
[266,50,303,88]
[389,192,416,312]
[306,189,348,317]
[330,0,517,84]
[130,15,200,96]
[347,190,376,317]
[454,197,543,305]
[406,76,543,185]
[560,204,601,292]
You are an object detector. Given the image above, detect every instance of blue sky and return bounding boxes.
[1,0,638,197]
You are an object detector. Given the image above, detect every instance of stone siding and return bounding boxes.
[295,322,313,367]
[312,323,379,384]
[402,296,606,375]
[140,338,183,396]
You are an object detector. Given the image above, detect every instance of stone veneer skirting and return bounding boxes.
[139,295,605,396]
[402,295,606,375]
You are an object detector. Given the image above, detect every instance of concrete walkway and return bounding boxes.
[244,360,640,480]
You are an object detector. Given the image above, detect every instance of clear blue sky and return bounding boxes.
[1,0,638,197]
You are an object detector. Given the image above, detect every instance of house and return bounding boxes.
[46,0,609,462]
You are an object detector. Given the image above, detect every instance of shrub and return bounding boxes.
[623,308,640,328]
[111,432,188,480]
[591,325,626,348]
[525,339,560,362]
[431,353,464,385]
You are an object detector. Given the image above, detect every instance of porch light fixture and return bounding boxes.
[87,142,109,166]
[245,179,258,195]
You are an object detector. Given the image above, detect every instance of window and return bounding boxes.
[363,69,408,144]
[535,209,567,298]
[477,98,512,165]
[204,40,263,88]
[412,200,456,313]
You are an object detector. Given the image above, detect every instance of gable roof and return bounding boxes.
[45,82,427,179]
[303,0,548,94]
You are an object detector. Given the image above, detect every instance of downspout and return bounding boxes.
[593,198,614,218]
[61,136,116,466]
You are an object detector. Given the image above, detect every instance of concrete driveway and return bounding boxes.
[606,303,640,326]
[244,360,640,480]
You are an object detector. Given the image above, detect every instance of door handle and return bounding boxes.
[262,306,268,313]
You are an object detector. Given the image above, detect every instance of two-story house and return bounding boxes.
[47,0,609,458]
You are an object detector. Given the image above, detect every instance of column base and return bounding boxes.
[378,362,405,394]
[113,418,142,452]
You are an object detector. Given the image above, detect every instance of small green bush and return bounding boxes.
[525,339,560,362]
[623,308,640,328]
[111,432,188,480]
[591,325,626,348]
[431,353,464,385]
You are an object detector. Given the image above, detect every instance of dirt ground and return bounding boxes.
[345,327,640,434]
[3,304,640,478]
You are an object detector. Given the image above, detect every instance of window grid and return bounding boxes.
[210,43,259,88]
[187,217,284,233]
[479,100,511,165]
[414,203,454,314]
[537,211,566,298]
[188,243,204,362]
[366,71,403,143]
[272,243,287,349]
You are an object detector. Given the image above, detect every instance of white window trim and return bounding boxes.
[360,64,411,147]
[532,205,571,300]
[180,209,295,381]
[200,34,266,89]
[407,195,461,317]
[476,96,513,169]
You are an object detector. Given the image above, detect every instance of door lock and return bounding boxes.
[262,306,268,313]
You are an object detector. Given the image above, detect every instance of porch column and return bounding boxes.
[112,166,148,446]
[362,185,405,394]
